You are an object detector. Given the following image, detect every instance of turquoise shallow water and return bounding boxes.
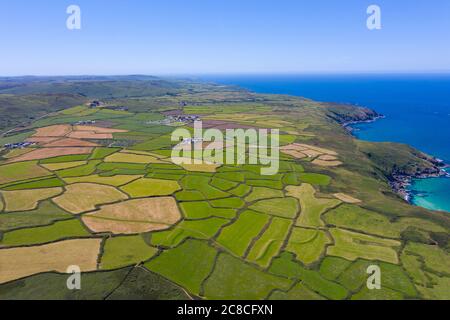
[408,169,450,213]
[200,74,450,212]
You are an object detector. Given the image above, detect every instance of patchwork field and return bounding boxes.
[0,78,448,300]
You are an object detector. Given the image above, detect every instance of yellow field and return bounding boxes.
[0,238,101,284]
[68,131,113,140]
[7,147,93,163]
[2,187,63,212]
[333,193,362,204]
[73,125,127,134]
[286,184,340,228]
[279,149,307,159]
[104,152,166,164]
[53,183,128,214]
[41,161,88,171]
[62,174,143,186]
[120,178,181,197]
[311,159,343,167]
[280,143,342,167]
[82,197,181,234]
[171,157,220,172]
[121,149,169,159]
[3,148,35,159]
[43,138,99,148]
[33,124,72,137]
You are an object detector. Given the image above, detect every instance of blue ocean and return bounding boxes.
[200,74,450,213]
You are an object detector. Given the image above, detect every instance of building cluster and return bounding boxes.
[73,120,97,125]
[4,141,35,149]
[171,115,200,124]
[146,115,201,126]
[89,100,103,108]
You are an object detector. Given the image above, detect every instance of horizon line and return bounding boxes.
[2,70,450,78]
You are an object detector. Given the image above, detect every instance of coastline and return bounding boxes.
[345,111,450,204]
[389,163,449,203]
[343,115,386,133]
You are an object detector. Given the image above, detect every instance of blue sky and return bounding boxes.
[0,0,449,75]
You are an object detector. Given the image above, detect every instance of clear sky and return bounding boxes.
[0,0,449,75]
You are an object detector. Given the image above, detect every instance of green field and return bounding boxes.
[269,252,348,300]
[150,218,229,247]
[269,283,325,300]
[286,227,331,265]
[144,240,217,295]
[245,187,284,202]
[249,197,299,218]
[337,259,417,298]
[0,161,52,185]
[0,219,91,247]
[327,228,401,264]
[217,210,270,257]
[246,217,292,267]
[0,201,72,232]
[287,184,341,227]
[180,201,236,219]
[101,235,158,270]
[203,253,292,300]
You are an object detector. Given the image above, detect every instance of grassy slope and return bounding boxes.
[0,94,87,133]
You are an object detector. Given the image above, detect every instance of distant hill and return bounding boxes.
[0,94,87,133]
[0,76,181,99]
[0,76,186,133]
